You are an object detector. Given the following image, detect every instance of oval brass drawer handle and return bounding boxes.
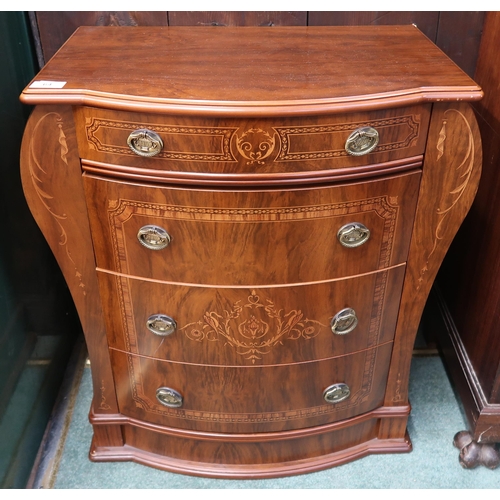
[156,387,183,408]
[127,128,163,157]
[137,225,171,250]
[323,383,351,404]
[146,314,177,336]
[331,308,358,335]
[337,222,370,248]
[345,126,379,156]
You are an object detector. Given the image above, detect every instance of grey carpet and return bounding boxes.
[49,356,500,488]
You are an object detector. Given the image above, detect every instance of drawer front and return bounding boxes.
[99,266,405,365]
[84,171,420,286]
[110,343,393,433]
[75,105,430,175]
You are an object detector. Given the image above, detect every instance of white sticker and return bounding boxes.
[29,80,67,89]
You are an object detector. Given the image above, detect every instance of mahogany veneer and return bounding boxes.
[19,26,482,478]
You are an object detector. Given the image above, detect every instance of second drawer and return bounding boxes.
[84,171,420,286]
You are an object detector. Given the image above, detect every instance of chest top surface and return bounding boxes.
[20,25,482,116]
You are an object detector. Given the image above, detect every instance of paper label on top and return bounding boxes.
[29,80,67,89]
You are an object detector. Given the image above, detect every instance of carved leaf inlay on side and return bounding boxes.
[417,108,475,291]
[28,112,86,295]
[437,119,447,160]
[98,380,111,410]
[180,290,326,363]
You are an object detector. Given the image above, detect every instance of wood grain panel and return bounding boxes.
[437,12,500,405]
[308,11,439,41]
[435,12,485,77]
[168,12,307,26]
[97,266,405,365]
[110,343,393,433]
[120,418,382,477]
[35,11,169,62]
[32,12,485,81]
[83,171,421,286]
[74,105,430,174]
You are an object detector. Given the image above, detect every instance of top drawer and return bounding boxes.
[74,105,431,176]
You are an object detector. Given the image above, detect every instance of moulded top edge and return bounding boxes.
[21,25,482,116]
[20,87,483,117]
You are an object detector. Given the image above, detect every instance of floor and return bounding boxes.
[0,334,73,488]
[27,345,500,489]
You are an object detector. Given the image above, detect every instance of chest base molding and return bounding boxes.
[88,405,411,479]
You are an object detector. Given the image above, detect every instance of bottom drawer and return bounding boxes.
[110,343,393,433]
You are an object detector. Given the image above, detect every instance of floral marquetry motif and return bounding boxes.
[180,290,325,363]
[235,128,277,165]
[27,112,87,297]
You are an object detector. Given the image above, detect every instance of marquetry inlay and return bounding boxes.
[85,117,237,161]
[274,115,420,161]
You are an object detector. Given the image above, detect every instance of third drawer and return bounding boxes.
[97,265,405,365]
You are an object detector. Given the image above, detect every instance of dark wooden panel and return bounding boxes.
[474,12,500,136]
[435,11,485,77]
[438,113,500,402]
[33,11,485,79]
[308,11,439,41]
[437,12,500,403]
[35,11,169,61]
[424,286,500,443]
[168,11,307,26]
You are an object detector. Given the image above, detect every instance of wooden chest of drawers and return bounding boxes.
[19,26,483,478]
